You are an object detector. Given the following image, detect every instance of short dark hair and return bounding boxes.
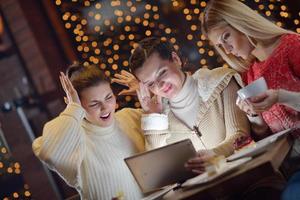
[66,62,109,96]
[129,37,180,74]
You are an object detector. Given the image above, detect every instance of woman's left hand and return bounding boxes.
[136,83,163,114]
[249,89,279,113]
[111,70,139,96]
[184,149,216,174]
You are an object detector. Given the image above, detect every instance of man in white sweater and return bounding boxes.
[32,64,145,200]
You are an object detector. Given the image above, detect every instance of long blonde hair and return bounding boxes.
[202,0,296,72]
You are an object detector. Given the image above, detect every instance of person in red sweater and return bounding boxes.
[202,0,300,139]
[202,0,300,199]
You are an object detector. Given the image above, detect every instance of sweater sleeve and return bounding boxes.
[115,108,145,152]
[212,79,250,156]
[32,103,86,187]
[287,34,300,77]
[141,113,171,150]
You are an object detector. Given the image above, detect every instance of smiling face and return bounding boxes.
[134,52,185,99]
[80,82,116,127]
[209,25,255,60]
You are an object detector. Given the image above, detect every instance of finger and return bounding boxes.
[187,158,205,164]
[186,167,205,173]
[196,150,209,156]
[252,105,268,112]
[111,78,129,85]
[64,75,77,96]
[118,91,136,96]
[64,97,69,104]
[64,74,76,91]
[61,72,71,91]
[236,96,241,105]
[118,89,136,96]
[192,169,205,174]
[196,151,214,159]
[59,74,67,92]
[136,88,143,102]
[239,99,253,112]
[144,84,151,97]
[252,109,264,114]
[64,76,73,92]
[136,89,148,110]
[244,99,252,107]
[185,161,205,169]
[190,154,212,162]
[185,163,205,169]
[156,95,163,105]
[118,90,127,96]
[249,93,268,103]
[251,102,268,110]
[121,70,135,78]
[139,83,147,98]
[114,73,127,80]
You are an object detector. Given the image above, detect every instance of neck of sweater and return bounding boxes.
[82,118,117,136]
[169,75,198,109]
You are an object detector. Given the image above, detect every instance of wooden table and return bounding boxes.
[164,136,293,200]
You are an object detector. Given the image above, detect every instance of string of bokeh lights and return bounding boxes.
[55,0,300,108]
[0,146,32,199]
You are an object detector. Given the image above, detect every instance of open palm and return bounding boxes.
[59,72,81,105]
[136,83,163,114]
[111,70,139,96]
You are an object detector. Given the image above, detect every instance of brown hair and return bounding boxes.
[66,62,109,97]
[129,37,183,74]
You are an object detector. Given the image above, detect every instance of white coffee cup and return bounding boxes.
[237,77,268,100]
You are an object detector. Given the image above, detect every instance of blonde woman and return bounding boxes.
[202,1,300,199]
[202,0,300,138]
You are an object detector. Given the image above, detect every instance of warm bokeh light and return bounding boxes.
[55,0,299,108]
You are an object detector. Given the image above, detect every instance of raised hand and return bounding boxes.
[111,70,139,96]
[59,72,81,105]
[136,82,163,114]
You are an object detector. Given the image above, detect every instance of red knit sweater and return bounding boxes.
[243,34,300,135]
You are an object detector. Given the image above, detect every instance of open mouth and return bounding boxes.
[163,84,172,94]
[100,112,111,120]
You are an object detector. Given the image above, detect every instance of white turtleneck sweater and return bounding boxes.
[32,103,144,200]
[169,75,200,129]
[142,68,250,156]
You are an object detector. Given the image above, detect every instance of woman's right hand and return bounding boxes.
[136,83,163,114]
[236,96,257,116]
[185,149,216,174]
[59,72,81,106]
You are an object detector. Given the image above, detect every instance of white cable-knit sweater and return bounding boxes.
[32,103,145,200]
[142,67,250,156]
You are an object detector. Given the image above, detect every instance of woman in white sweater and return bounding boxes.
[32,63,144,200]
[113,37,250,173]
